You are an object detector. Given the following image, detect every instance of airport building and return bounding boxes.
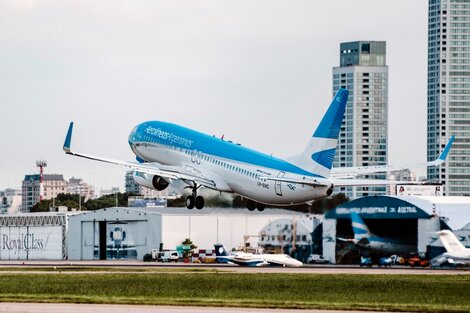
[332,41,388,199]
[427,0,470,195]
[67,207,306,261]
[323,195,470,264]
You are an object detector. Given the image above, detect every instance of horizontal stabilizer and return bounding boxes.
[331,179,420,187]
[330,135,455,177]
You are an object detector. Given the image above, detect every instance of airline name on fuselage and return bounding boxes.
[144,126,193,148]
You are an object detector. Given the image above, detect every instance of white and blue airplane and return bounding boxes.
[214,244,303,267]
[339,211,416,254]
[63,88,453,211]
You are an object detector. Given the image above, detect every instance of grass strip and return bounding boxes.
[0,266,219,273]
[0,273,468,312]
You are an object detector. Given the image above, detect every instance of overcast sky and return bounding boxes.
[0,0,428,192]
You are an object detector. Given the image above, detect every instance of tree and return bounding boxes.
[30,193,80,212]
[181,238,197,260]
[84,192,132,210]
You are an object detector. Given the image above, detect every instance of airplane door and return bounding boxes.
[275,171,285,196]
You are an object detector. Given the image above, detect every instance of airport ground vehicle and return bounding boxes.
[307,254,329,264]
[408,254,429,267]
[360,256,372,267]
[143,249,179,262]
[378,257,392,267]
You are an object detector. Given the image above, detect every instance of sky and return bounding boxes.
[0,0,428,192]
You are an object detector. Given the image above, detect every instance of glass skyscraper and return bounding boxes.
[428,0,470,195]
[333,41,388,199]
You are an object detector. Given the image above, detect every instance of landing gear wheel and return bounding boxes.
[256,203,265,212]
[195,196,205,210]
[247,199,256,211]
[186,195,195,209]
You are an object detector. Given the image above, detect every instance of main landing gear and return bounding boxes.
[246,199,265,212]
[185,183,204,210]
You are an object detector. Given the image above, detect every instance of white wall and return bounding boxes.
[162,214,292,251]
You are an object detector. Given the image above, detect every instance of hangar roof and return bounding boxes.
[326,195,470,230]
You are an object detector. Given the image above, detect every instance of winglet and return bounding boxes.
[438,135,455,161]
[63,122,74,153]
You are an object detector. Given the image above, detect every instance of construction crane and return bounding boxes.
[36,160,47,201]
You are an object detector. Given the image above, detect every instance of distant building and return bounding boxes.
[21,174,67,212]
[333,41,388,199]
[124,171,168,198]
[125,171,141,194]
[0,188,22,214]
[67,177,95,201]
[100,187,121,197]
[427,0,470,195]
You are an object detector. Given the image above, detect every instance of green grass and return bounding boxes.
[0,266,218,273]
[0,273,469,312]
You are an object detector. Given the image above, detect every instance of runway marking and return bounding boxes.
[0,303,401,313]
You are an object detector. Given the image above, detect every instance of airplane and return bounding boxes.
[214,244,303,267]
[63,88,454,211]
[430,230,470,267]
[338,211,416,254]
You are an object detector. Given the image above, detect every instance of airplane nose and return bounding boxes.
[128,125,139,144]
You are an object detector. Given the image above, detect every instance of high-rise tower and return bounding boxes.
[428,0,470,195]
[333,41,389,199]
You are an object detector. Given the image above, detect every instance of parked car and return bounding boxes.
[307,254,329,264]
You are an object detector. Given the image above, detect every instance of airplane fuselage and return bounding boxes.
[358,237,416,255]
[128,121,332,205]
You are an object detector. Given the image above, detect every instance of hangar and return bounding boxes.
[67,207,305,261]
[323,195,470,264]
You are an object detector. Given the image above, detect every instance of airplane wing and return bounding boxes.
[330,136,455,178]
[260,176,330,187]
[330,178,419,187]
[62,122,216,188]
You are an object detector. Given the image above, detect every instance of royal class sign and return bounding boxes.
[0,226,63,260]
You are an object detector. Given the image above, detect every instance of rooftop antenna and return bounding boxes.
[36,160,47,201]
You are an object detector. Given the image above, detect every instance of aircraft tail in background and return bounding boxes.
[350,211,373,242]
[438,230,467,254]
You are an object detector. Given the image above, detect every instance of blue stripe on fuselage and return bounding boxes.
[129,121,322,177]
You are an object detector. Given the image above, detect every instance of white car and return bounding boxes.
[307,254,329,264]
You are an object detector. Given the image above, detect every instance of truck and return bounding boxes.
[143,249,179,262]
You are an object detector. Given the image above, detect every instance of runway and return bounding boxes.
[0,260,467,275]
[0,303,400,313]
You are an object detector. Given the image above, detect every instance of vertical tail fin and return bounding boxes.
[350,212,372,242]
[214,244,229,257]
[438,230,466,254]
[288,88,349,178]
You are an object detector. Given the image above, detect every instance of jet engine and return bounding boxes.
[132,171,170,191]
